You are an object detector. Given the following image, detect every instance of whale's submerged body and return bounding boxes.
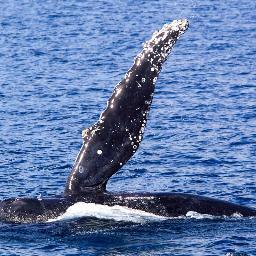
[1,19,256,223]
[1,193,256,223]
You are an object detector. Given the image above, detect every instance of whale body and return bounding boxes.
[1,19,256,223]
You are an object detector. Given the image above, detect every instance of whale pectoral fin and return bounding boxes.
[64,20,189,197]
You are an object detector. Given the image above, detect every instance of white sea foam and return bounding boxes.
[47,203,244,223]
[186,211,244,219]
[47,202,167,223]
[185,211,215,219]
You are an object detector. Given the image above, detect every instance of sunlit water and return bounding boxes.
[0,0,255,255]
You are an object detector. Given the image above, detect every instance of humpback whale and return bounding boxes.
[1,19,256,223]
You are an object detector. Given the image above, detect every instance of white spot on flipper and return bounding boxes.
[115,88,122,96]
[136,81,142,88]
[79,165,85,174]
[97,150,103,155]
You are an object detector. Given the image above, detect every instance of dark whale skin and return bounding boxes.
[0,193,255,223]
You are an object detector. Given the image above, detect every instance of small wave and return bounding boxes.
[47,202,167,223]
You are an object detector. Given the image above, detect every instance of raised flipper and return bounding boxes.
[64,19,189,196]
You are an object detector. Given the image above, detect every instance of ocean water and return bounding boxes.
[0,0,255,255]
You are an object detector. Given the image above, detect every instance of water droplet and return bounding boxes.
[97,150,103,155]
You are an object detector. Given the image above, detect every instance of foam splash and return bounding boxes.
[186,211,243,219]
[47,202,167,223]
[47,203,245,223]
[186,211,215,219]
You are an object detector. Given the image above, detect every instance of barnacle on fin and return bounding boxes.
[82,128,90,141]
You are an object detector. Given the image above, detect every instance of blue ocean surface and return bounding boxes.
[0,0,255,255]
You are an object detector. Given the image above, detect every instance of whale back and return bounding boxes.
[64,20,189,196]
